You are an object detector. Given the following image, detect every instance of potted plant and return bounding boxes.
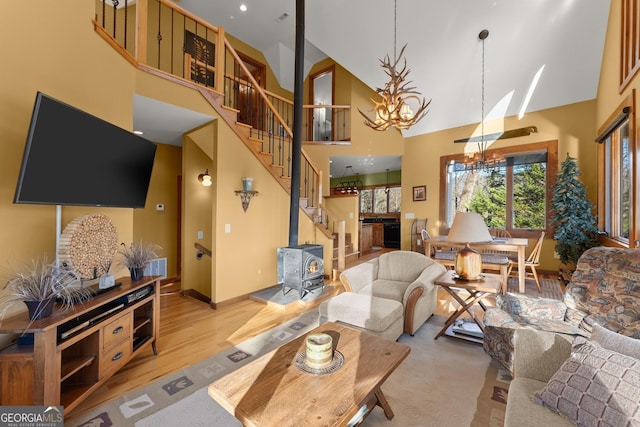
[0,257,90,322]
[551,155,599,281]
[119,241,161,281]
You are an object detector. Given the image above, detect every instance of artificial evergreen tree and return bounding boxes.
[551,155,598,268]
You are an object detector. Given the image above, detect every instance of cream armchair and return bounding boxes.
[339,251,446,335]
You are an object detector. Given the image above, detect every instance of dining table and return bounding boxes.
[424,236,530,292]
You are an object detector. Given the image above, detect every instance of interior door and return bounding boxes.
[236,53,266,131]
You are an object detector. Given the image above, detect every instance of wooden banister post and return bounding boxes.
[135,0,148,65]
[338,220,346,271]
[215,27,226,93]
[317,170,323,207]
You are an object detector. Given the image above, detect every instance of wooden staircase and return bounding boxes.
[197,88,293,192]
[197,87,336,243]
[93,1,347,262]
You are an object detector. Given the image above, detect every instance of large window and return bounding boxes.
[360,186,401,214]
[440,141,557,237]
[600,114,632,244]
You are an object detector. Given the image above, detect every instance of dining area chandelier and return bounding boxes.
[462,29,505,172]
[358,0,430,131]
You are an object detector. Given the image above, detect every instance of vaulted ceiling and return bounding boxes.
[177,0,610,138]
[136,1,610,176]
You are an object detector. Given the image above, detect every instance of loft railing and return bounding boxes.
[94,0,350,210]
[93,0,355,268]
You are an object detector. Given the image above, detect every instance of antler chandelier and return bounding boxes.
[358,0,430,131]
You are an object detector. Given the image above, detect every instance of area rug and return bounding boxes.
[67,314,511,427]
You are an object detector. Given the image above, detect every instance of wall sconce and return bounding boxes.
[235,190,258,212]
[235,177,257,212]
[198,169,212,187]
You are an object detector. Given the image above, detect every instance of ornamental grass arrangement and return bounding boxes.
[0,256,91,322]
[119,241,161,280]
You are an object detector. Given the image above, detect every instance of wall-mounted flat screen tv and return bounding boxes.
[14,92,157,208]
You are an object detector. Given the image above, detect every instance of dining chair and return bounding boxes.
[482,229,512,255]
[488,228,512,239]
[507,231,545,292]
[421,229,435,256]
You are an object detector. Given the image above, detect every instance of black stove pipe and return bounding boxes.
[288,0,305,247]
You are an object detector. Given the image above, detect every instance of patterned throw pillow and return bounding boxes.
[534,340,640,426]
[498,293,567,320]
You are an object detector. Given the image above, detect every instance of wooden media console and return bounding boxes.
[0,276,160,414]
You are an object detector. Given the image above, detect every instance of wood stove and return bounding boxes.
[277,244,324,299]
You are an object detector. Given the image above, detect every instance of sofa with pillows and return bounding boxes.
[505,324,640,426]
[484,246,640,373]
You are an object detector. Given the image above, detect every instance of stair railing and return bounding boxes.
[93,0,351,230]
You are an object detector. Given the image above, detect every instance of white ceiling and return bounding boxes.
[135,0,611,174]
[330,155,402,179]
[133,95,214,146]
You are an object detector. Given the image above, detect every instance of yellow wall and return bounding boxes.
[404,100,598,271]
[212,112,289,302]
[183,126,215,298]
[0,2,185,349]
[134,143,182,278]
[596,1,629,128]
[0,3,137,294]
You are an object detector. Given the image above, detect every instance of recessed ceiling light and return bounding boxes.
[239,4,247,12]
[133,130,144,135]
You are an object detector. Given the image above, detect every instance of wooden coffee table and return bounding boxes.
[434,270,502,344]
[208,321,410,426]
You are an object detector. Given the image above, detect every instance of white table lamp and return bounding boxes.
[447,212,492,280]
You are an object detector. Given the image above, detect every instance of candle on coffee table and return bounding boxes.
[305,333,333,368]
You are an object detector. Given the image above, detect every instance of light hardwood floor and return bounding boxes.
[69,248,557,419]
[69,284,339,418]
[69,248,393,418]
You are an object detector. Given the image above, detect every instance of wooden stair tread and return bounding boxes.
[220,104,239,113]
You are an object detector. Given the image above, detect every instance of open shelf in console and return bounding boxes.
[132,299,154,353]
[60,330,99,408]
[0,276,160,413]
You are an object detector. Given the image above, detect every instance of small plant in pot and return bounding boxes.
[0,257,91,323]
[119,241,161,281]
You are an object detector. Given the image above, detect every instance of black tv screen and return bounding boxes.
[14,92,157,208]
